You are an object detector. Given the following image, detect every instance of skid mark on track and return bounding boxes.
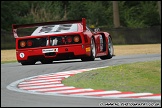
[7,66,161,100]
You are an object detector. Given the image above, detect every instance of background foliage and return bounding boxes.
[1,1,160,31]
[1,1,161,49]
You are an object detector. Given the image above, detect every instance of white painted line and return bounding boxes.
[140,96,161,99]
[31,78,62,81]
[35,75,70,78]
[52,88,94,93]
[19,84,65,89]
[18,82,63,87]
[52,69,90,75]
[19,79,62,84]
[71,90,121,95]
[102,93,153,98]
[29,86,75,92]
[55,70,86,74]
[53,73,77,75]
[28,77,65,80]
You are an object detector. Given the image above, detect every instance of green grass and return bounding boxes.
[62,60,161,94]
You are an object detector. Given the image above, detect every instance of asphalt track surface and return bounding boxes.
[1,54,161,107]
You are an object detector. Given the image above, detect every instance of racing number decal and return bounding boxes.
[20,53,25,58]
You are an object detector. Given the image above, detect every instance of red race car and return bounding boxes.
[12,18,114,65]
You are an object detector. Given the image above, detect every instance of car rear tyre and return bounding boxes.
[81,37,96,61]
[100,36,114,60]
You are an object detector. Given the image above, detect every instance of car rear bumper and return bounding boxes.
[16,44,91,61]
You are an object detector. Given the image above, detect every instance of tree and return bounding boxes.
[113,1,120,28]
[85,1,107,27]
[157,1,161,24]
[67,1,87,20]
[1,1,30,30]
[118,1,159,28]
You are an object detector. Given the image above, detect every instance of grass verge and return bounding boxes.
[62,60,161,94]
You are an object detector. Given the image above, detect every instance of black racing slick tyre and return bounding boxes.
[81,37,96,61]
[100,36,114,60]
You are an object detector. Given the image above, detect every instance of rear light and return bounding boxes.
[66,36,72,43]
[27,40,33,46]
[62,37,65,44]
[74,36,80,42]
[20,41,26,47]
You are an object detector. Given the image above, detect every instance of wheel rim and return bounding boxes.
[108,37,113,56]
[91,38,96,57]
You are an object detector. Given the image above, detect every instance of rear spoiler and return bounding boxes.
[12,18,86,38]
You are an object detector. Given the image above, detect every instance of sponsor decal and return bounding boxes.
[42,48,58,53]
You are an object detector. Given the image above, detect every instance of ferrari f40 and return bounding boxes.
[12,18,114,65]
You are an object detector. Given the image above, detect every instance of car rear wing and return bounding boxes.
[12,18,86,38]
